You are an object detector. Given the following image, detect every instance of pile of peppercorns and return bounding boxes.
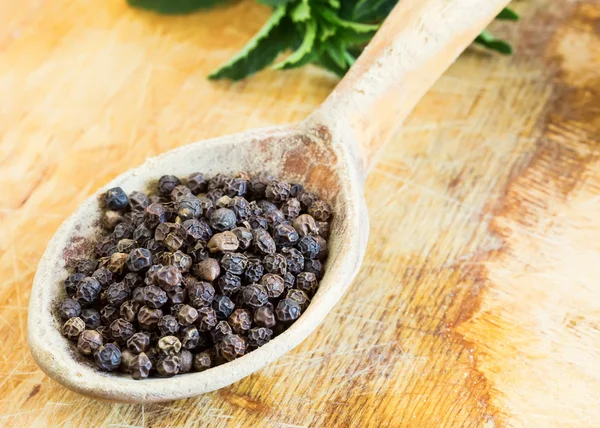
[57,172,331,379]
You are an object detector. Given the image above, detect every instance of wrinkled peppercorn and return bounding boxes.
[193,258,221,282]
[208,231,239,253]
[228,309,252,334]
[58,299,81,320]
[274,223,299,247]
[92,267,114,288]
[177,304,198,325]
[155,265,182,291]
[144,203,167,228]
[167,286,187,304]
[158,315,180,336]
[129,191,149,211]
[182,218,212,242]
[281,198,301,220]
[110,318,136,345]
[263,253,287,276]
[76,277,102,306]
[248,216,269,230]
[247,327,273,348]
[292,214,318,237]
[163,250,192,273]
[65,272,86,295]
[94,343,121,371]
[211,321,232,343]
[171,184,192,202]
[179,326,200,350]
[244,258,264,284]
[217,272,242,295]
[276,298,302,322]
[140,285,168,308]
[221,253,248,275]
[156,355,181,377]
[242,284,269,309]
[138,306,163,330]
[231,227,252,250]
[113,222,133,241]
[252,228,276,255]
[297,236,321,259]
[105,187,129,211]
[158,335,182,355]
[283,271,295,289]
[100,305,120,325]
[127,331,151,353]
[62,317,85,340]
[179,350,194,374]
[218,334,246,361]
[296,272,318,295]
[106,252,128,274]
[186,280,215,307]
[287,289,310,311]
[158,175,181,196]
[81,308,101,329]
[130,352,152,380]
[77,329,103,355]
[304,259,324,279]
[260,274,285,299]
[254,306,276,328]
[105,282,130,307]
[209,208,237,232]
[197,307,218,332]
[193,351,212,372]
[265,181,290,202]
[212,295,235,319]
[186,172,207,194]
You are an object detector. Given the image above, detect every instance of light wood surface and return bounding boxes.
[2,0,600,426]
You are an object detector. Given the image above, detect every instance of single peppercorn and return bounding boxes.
[193,258,221,282]
[186,172,208,194]
[244,258,264,284]
[105,282,130,307]
[260,274,285,299]
[296,272,318,295]
[221,253,248,275]
[177,304,199,325]
[252,228,276,255]
[273,223,299,247]
[177,194,202,220]
[106,252,128,274]
[103,210,124,231]
[276,298,302,322]
[163,250,192,273]
[248,215,269,230]
[72,259,98,276]
[179,326,201,350]
[138,306,163,330]
[140,285,168,309]
[62,317,85,340]
[196,307,218,332]
[308,200,332,222]
[158,336,182,355]
[100,305,120,325]
[127,331,151,353]
[254,306,276,328]
[157,314,180,336]
[113,222,134,241]
[286,289,311,311]
[228,309,252,334]
[129,191,149,211]
[231,227,252,250]
[92,267,113,288]
[167,286,187,305]
[304,259,324,279]
[247,327,273,348]
[281,247,304,274]
[298,191,318,210]
[104,187,129,211]
[217,272,242,296]
[241,284,269,309]
[297,236,321,259]
[94,343,121,371]
[171,184,192,202]
[186,280,215,308]
[58,299,81,320]
[110,318,136,345]
[212,295,235,319]
[64,272,86,295]
[80,308,101,329]
[224,177,248,197]
[154,265,182,291]
[218,334,247,361]
[207,231,239,253]
[77,329,103,355]
[76,277,102,306]
[133,224,153,245]
[265,181,290,202]
[263,253,287,276]
[120,349,135,373]
[283,271,295,289]
[123,272,142,289]
[193,351,212,372]
[144,203,167,228]
[156,355,181,377]
[158,175,181,196]
[281,198,301,220]
[210,321,232,343]
[130,352,153,380]
[292,214,318,237]
[209,208,237,231]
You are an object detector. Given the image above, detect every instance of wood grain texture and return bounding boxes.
[1,0,600,426]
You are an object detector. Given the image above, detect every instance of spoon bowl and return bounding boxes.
[28,0,510,402]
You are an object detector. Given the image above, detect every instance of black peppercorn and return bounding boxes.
[186,172,208,194]
[177,194,202,220]
[228,196,250,221]
[103,210,124,231]
[129,191,149,211]
[244,257,264,284]
[144,203,167,228]
[263,253,287,276]
[127,331,151,353]
[197,307,218,332]
[292,214,319,237]
[100,305,120,325]
[193,351,212,372]
[252,228,276,255]
[120,349,136,373]
[315,236,328,261]
[77,329,103,355]
[171,184,192,202]
[297,236,321,259]
[156,355,181,377]
[283,271,295,289]
[231,227,252,250]
[76,277,102,306]
[296,272,318,295]
[221,253,248,275]
[154,265,182,291]
[92,267,113,288]
[62,317,85,340]
[217,334,246,361]
[212,295,235,319]
[248,216,269,230]
[167,286,187,304]
[308,200,332,222]
[253,306,276,328]
[273,223,299,247]
[73,259,98,276]
[209,208,237,231]
[281,247,304,274]
[286,289,310,311]
[104,187,129,211]
[110,318,136,345]
[217,272,242,295]
[138,306,163,330]
[241,284,269,309]
[275,298,302,322]
[224,177,248,197]
[158,335,182,355]
[228,309,252,334]
[158,314,180,336]
[113,222,134,241]
[64,272,86,295]
[298,191,318,210]
[104,282,129,307]
[186,280,215,307]
[281,198,301,220]
[247,327,273,348]
[193,258,221,282]
[265,181,290,202]
[81,308,101,329]
[58,299,81,320]
[94,343,121,371]
[140,285,168,308]
[179,326,200,350]
[177,304,198,325]
[130,352,153,380]
[133,224,153,245]
[304,259,324,279]
[210,321,232,343]
[158,175,181,196]
[260,274,285,299]
[208,231,239,253]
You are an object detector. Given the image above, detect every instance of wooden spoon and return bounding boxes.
[28,0,511,403]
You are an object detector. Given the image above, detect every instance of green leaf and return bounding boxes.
[351,0,396,22]
[273,19,318,69]
[209,5,297,80]
[257,0,296,6]
[319,7,379,33]
[127,0,226,14]
[475,30,513,55]
[497,7,519,20]
[290,0,310,22]
[316,52,348,77]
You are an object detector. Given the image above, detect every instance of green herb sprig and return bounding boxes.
[128,0,518,81]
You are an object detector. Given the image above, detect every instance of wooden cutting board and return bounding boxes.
[2,0,600,426]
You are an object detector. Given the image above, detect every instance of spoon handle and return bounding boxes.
[309,0,512,177]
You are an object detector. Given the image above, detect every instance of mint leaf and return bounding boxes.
[273,19,318,69]
[497,7,519,21]
[127,0,226,14]
[475,30,513,55]
[209,5,297,80]
[290,0,311,22]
